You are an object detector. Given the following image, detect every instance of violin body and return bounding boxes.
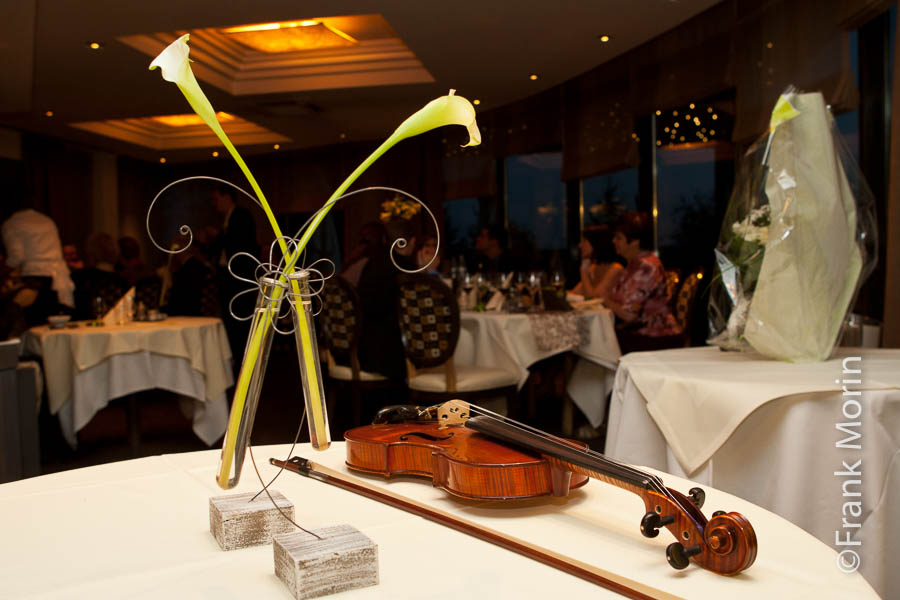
[344,422,589,500]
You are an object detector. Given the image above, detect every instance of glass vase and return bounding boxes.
[288,269,331,451]
[216,276,286,489]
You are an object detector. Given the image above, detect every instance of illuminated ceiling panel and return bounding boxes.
[118,14,434,96]
[221,20,356,53]
[70,113,289,150]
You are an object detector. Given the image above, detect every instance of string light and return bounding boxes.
[654,101,731,147]
[44,110,54,117]
[159,157,167,163]
[273,144,280,149]
[529,74,538,81]
[473,99,481,105]
[212,151,219,157]
[599,35,610,43]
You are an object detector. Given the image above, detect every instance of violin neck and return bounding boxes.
[465,416,656,493]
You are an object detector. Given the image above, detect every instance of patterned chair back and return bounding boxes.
[397,274,459,369]
[664,269,681,305]
[674,270,702,332]
[135,276,162,310]
[198,275,221,317]
[319,276,363,364]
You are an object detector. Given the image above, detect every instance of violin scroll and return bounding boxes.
[645,487,757,575]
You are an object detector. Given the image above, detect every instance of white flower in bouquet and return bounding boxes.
[731,205,770,245]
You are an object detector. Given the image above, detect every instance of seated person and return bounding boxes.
[471,225,521,276]
[72,233,130,320]
[604,212,682,353]
[571,226,624,299]
[416,235,441,277]
[116,236,155,285]
[341,222,406,381]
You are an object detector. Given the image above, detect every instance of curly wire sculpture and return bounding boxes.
[147,178,439,335]
[145,176,262,255]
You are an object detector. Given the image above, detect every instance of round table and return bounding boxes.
[456,309,620,429]
[605,346,900,599]
[0,442,880,599]
[23,316,232,447]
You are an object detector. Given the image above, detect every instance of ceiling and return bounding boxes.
[0,0,721,163]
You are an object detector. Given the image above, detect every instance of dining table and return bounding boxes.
[0,441,880,599]
[22,316,233,448]
[605,346,900,599]
[455,307,620,431]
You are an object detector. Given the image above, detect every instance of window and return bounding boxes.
[581,168,639,227]
[505,152,566,250]
[443,197,480,256]
[656,143,733,272]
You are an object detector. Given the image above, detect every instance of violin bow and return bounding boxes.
[271,456,681,600]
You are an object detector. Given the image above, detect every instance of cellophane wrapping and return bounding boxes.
[707,87,878,362]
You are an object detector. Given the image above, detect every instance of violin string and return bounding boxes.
[469,404,672,500]
[465,404,672,499]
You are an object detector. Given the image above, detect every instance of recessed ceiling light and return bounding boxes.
[599,35,610,43]
[159,157,167,163]
[212,151,219,157]
[273,144,280,150]
[473,99,481,105]
[87,42,103,50]
[44,110,54,117]
[529,74,538,81]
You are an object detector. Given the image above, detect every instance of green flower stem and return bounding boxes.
[219,134,393,488]
[210,127,329,489]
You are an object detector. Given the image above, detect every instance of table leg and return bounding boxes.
[126,395,141,457]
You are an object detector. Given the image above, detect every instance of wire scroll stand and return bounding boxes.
[147,179,441,529]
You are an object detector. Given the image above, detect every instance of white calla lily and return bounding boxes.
[390,89,481,147]
[150,35,222,140]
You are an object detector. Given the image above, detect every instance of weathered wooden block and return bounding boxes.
[273,524,378,599]
[209,491,295,550]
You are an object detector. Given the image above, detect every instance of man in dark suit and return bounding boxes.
[211,185,260,368]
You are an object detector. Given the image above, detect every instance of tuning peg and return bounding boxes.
[640,511,675,538]
[688,487,705,509]
[666,542,702,569]
[712,510,726,517]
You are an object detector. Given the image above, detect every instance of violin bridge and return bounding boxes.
[437,400,471,429]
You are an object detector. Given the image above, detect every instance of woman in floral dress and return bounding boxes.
[605,212,682,353]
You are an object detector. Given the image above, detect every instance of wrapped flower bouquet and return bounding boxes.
[708,88,878,362]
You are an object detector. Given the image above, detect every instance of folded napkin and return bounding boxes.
[485,290,505,311]
[102,287,135,326]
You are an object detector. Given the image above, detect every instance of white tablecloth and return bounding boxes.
[606,347,900,599]
[23,317,233,447]
[0,442,879,599]
[456,310,620,427]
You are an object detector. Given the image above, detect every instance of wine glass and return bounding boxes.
[461,273,474,310]
[550,270,566,299]
[92,296,106,323]
[527,271,544,312]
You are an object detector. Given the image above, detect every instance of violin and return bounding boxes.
[342,400,757,576]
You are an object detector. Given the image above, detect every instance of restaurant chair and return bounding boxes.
[72,269,129,320]
[673,269,703,346]
[319,275,393,432]
[664,269,681,307]
[135,276,162,310]
[397,274,518,409]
